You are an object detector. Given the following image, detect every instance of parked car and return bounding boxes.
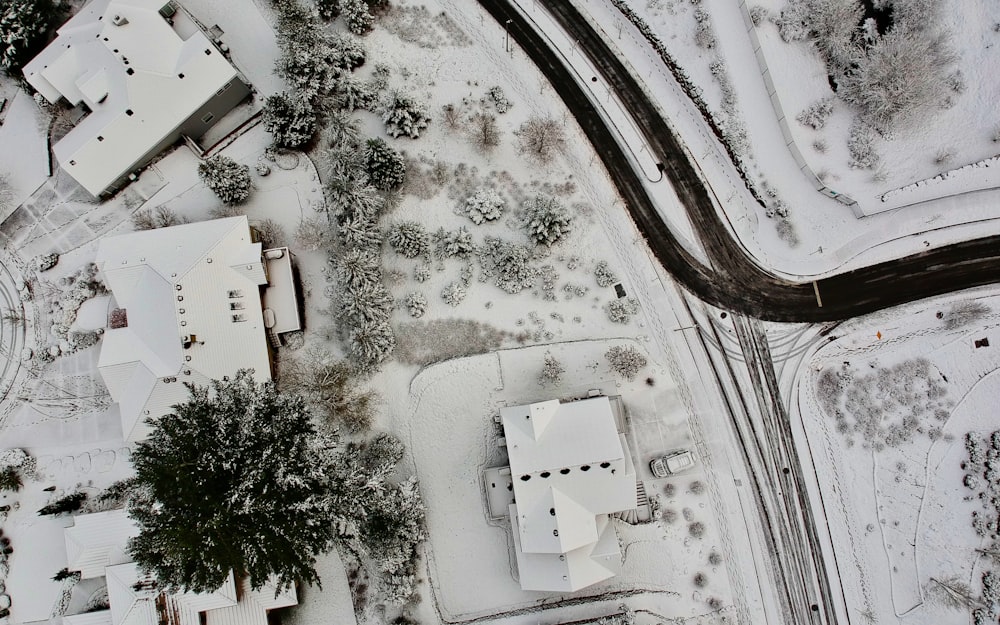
[650,450,695,477]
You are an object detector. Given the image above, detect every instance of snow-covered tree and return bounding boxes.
[38,491,87,516]
[198,155,253,205]
[538,352,565,386]
[294,216,335,251]
[280,346,375,433]
[478,237,538,294]
[263,92,317,148]
[348,318,395,373]
[605,345,648,380]
[463,188,505,224]
[594,260,618,288]
[252,219,285,248]
[388,222,430,259]
[331,33,366,70]
[123,370,336,593]
[433,227,475,259]
[796,97,835,130]
[1,0,58,72]
[606,297,639,324]
[404,292,427,318]
[470,112,501,152]
[522,195,572,246]
[441,281,466,307]
[515,116,566,163]
[381,92,431,139]
[364,138,406,190]
[342,0,374,35]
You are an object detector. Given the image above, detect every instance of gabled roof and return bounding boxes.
[65,509,140,579]
[22,0,243,196]
[510,511,621,592]
[106,563,237,625]
[204,576,298,625]
[96,217,272,443]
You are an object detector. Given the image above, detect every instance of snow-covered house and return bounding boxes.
[22,0,251,198]
[499,396,637,592]
[61,510,297,625]
[95,216,299,443]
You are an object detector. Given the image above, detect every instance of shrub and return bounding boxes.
[198,155,253,205]
[594,260,618,287]
[0,466,20,492]
[606,298,640,324]
[515,116,566,163]
[708,551,722,565]
[689,480,705,494]
[522,195,572,246]
[688,521,706,538]
[693,9,715,49]
[470,112,501,152]
[464,189,505,224]
[488,85,512,113]
[749,5,767,26]
[796,97,835,130]
[404,292,427,318]
[478,237,538,294]
[263,92,317,148]
[388,222,430,259]
[538,352,565,386]
[342,0,374,35]
[694,572,707,587]
[364,138,406,190]
[441,282,466,307]
[605,345,648,380]
[382,92,431,139]
[434,227,475,259]
[131,205,185,230]
[847,120,880,170]
[38,492,87,516]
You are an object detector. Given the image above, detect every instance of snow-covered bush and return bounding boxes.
[263,92,317,148]
[470,112,501,152]
[693,9,716,49]
[594,261,618,287]
[488,85,512,113]
[0,0,58,71]
[605,297,639,324]
[605,345,647,380]
[0,448,33,491]
[388,222,430,259]
[331,72,378,112]
[38,491,87,516]
[331,33,366,70]
[198,155,253,205]
[749,5,767,26]
[796,97,834,130]
[404,292,427,318]
[34,252,59,272]
[522,195,572,246]
[381,92,431,139]
[441,282,466,307]
[538,352,565,386]
[478,237,538,294]
[364,138,405,190]
[348,319,396,374]
[941,301,990,330]
[342,0,374,35]
[847,120,880,170]
[433,227,475,259]
[463,188,505,224]
[295,216,335,251]
[515,116,566,163]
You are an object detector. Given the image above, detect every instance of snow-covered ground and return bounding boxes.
[788,286,1000,624]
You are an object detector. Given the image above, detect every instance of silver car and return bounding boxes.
[650,450,695,477]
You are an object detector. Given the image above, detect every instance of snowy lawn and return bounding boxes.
[794,286,1000,623]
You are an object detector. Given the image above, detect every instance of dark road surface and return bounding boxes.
[479,0,1000,324]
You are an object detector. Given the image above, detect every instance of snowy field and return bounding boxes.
[792,286,1000,623]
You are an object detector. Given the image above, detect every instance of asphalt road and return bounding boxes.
[479,0,1000,323]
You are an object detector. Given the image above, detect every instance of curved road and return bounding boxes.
[480,0,1000,323]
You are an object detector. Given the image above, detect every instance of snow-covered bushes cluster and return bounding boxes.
[404,292,427,318]
[487,85,512,113]
[847,120,880,170]
[960,430,1000,623]
[441,281,466,307]
[462,188,505,224]
[38,263,107,363]
[522,195,572,246]
[796,97,835,130]
[381,92,431,139]
[433,227,475,260]
[477,237,538,294]
[606,345,648,380]
[605,297,639,324]
[815,357,951,450]
[388,222,430,259]
[0,448,33,492]
[594,261,618,287]
[198,155,253,205]
[132,205,185,231]
[693,8,716,49]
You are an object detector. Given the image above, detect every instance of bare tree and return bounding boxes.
[279,346,377,433]
[294,216,335,252]
[254,219,286,248]
[470,112,501,152]
[132,205,185,230]
[927,576,983,610]
[515,116,566,163]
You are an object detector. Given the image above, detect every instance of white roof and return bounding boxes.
[106,563,237,625]
[510,512,621,592]
[65,509,140,579]
[96,217,272,443]
[500,397,637,591]
[22,0,241,196]
[65,610,115,625]
[204,576,298,625]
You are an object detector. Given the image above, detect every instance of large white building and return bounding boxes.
[95,216,298,443]
[62,510,297,625]
[499,396,637,592]
[22,0,251,197]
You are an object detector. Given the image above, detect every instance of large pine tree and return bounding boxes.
[125,370,335,593]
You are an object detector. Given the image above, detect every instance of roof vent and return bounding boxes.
[112,14,129,26]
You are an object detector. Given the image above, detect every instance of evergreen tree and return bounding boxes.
[364,138,405,190]
[381,92,430,139]
[263,92,317,148]
[342,0,374,35]
[387,222,430,258]
[522,195,572,246]
[197,155,253,205]
[124,371,336,594]
[1,0,59,72]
